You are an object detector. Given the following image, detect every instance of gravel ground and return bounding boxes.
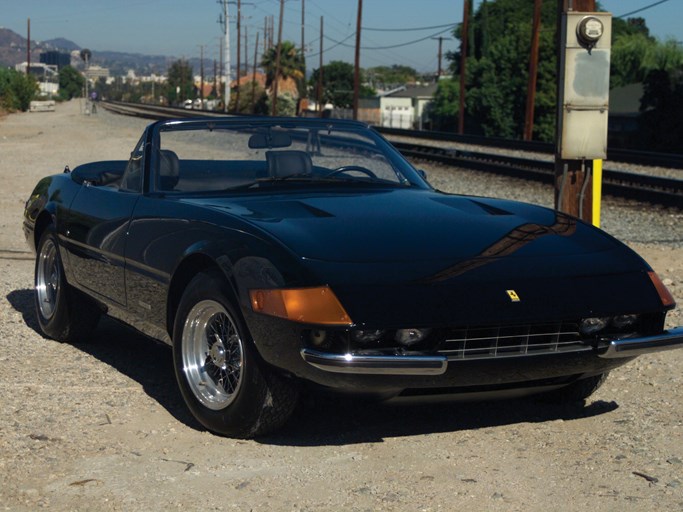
[1,101,682,511]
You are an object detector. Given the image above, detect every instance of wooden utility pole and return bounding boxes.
[524,0,542,141]
[269,16,275,50]
[353,0,363,120]
[200,45,205,105]
[236,0,242,112]
[432,36,451,77]
[252,31,259,113]
[220,0,231,112]
[214,59,218,101]
[555,0,597,221]
[318,16,324,117]
[219,37,223,102]
[301,0,306,94]
[458,0,470,134]
[271,0,284,116]
[243,25,248,110]
[26,18,31,75]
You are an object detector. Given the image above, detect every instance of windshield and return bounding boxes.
[154,120,425,194]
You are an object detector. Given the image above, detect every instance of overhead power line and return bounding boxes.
[616,0,671,19]
[362,22,457,32]
[322,25,454,51]
[307,31,355,58]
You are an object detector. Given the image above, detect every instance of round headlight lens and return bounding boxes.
[309,329,328,347]
[351,329,385,343]
[580,317,610,335]
[395,328,432,346]
[613,314,638,329]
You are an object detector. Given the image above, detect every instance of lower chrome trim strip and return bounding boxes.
[599,327,683,358]
[301,349,448,375]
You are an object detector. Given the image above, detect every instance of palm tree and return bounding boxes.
[261,40,305,100]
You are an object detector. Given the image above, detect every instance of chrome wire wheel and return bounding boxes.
[36,237,60,321]
[181,299,244,410]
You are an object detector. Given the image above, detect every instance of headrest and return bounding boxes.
[266,150,312,178]
[158,149,180,190]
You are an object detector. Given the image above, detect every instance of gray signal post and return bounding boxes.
[80,49,92,115]
[555,0,611,226]
[218,0,231,112]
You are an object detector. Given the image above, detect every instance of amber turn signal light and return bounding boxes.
[250,286,353,326]
[648,271,676,308]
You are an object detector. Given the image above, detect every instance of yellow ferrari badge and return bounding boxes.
[506,290,520,302]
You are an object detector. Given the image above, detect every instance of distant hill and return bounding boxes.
[43,37,81,52]
[0,27,174,75]
[0,27,34,67]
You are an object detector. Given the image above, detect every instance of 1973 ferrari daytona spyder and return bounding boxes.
[24,116,683,438]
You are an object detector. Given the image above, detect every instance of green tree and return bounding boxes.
[429,79,460,131]
[58,66,84,100]
[444,0,559,140]
[638,68,683,151]
[165,59,194,105]
[229,81,268,114]
[0,68,38,111]
[308,61,375,109]
[265,92,298,117]
[366,65,417,90]
[612,16,650,39]
[647,38,683,73]
[610,33,656,88]
[438,0,681,146]
[261,41,305,98]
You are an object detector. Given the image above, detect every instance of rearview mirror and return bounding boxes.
[248,132,292,149]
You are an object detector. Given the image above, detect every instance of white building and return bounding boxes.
[85,65,110,80]
[379,83,439,130]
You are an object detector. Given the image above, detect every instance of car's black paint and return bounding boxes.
[23,116,681,436]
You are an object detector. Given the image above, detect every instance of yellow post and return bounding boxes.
[592,159,602,227]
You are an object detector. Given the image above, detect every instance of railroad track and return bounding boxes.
[378,126,683,170]
[395,143,683,209]
[99,101,227,120]
[100,101,683,208]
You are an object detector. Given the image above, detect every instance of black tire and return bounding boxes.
[540,372,609,404]
[172,270,298,438]
[34,227,101,342]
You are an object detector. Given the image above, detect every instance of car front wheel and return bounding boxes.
[173,271,298,438]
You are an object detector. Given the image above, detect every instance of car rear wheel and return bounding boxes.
[35,227,100,342]
[173,271,298,438]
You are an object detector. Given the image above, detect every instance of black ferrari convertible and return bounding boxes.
[23,117,682,437]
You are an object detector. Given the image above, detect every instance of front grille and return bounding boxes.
[438,322,592,360]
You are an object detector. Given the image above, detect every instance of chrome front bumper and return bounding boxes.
[301,327,683,375]
[301,349,448,375]
[599,327,683,358]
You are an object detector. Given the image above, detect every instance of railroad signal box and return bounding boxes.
[557,12,612,160]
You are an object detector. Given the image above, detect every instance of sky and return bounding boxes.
[2,0,682,73]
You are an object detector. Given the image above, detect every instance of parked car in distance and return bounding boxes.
[24,116,683,438]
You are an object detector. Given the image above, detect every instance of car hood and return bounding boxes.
[185,188,621,264]
[181,188,659,326]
